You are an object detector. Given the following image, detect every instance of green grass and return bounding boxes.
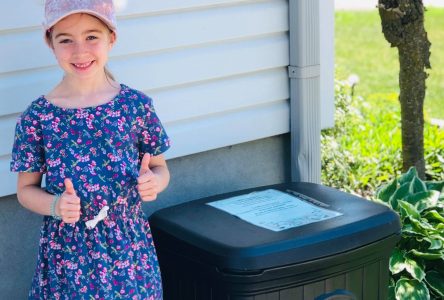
[335,8,444,119]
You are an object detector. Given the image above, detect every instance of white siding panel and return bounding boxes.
[165,99,290,158]
[0,69,61,117]
[114,0,270,17]
[1,34,289,116]
[1,1,288,74]
[152,68,290,123]
[0,1,42,32]
[0,0,265,31]
[115,34,289,91]
[115,0,288,57]
[0,30,51,74]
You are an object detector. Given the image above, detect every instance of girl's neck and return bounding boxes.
[46,74,120,109]
[59,73,115,95]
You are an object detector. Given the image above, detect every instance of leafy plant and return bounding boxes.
[322,79,444,197]
[321,79,402,197]
[376,167,444,300]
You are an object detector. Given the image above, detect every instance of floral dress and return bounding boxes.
[10,84,170,300]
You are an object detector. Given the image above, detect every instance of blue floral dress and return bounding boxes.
[10,84,170,300]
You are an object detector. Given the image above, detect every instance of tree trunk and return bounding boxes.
[378,0,431,179]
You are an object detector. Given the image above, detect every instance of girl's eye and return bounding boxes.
[86,36,98,41]
[59,39,72,44]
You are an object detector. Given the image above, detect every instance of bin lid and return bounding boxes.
[149,182,401,271]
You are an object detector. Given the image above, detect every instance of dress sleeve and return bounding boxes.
[138,94,171,157]
[10,103,46,173]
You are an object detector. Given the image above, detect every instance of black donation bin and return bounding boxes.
[149,182,401,300]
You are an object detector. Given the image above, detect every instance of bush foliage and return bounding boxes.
[376,168,444,300]
[321,79,444,198]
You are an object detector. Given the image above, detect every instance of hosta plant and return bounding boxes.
[376,167,444,300]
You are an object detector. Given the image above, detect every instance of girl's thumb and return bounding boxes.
[64,178,76,195]
[139,154,151,175]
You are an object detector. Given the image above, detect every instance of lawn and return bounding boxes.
[335,8,444,120]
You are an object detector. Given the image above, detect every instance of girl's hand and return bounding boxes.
[137,154,160,201]
[57,178,81,223]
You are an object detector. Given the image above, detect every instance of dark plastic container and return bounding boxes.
[149,182,401,300]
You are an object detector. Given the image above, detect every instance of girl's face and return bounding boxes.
[49,13,116,81]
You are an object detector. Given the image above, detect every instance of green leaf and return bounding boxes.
[423,210,444,223]
[390,182,411,210]
[398,200,421,220]
[405,191,440,212]
[426,238,443,250]
[425,180,444,192]
[409,217,438,235]
[399,167,418,185]
[402,191,429,206]
[425,271,444,298]
[390,248,406,274]
[404,256,426,281]
[409,176,427,194]
[409,249,444,260]
[402,224,423,237]
[395,278,430,300]
[377,178,398,202]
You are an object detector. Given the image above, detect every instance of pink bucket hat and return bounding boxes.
[43,0,116,32]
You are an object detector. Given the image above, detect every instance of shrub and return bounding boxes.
[376,167,444,300]
[321,79,444,198]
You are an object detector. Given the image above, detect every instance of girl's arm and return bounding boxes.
[17,172,81,223]
[137,154,170,201]
[17,172,54,216]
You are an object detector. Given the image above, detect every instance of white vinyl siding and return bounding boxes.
[0,0,291,197]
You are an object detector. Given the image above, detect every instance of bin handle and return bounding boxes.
[315,289,357,300]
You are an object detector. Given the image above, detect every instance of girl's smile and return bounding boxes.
[73,61,94,69]
[71,60,97,74]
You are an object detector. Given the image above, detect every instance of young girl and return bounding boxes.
[10,0,170,299]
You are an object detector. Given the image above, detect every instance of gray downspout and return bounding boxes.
[288,0,321,183]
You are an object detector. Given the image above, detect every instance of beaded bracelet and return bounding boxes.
[51,194,62,220]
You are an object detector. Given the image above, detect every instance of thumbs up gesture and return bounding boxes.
[57,178,81,224]
[137,154,160,201]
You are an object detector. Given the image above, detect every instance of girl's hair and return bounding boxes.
[45,14,117,83]
[104,67,116,82]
